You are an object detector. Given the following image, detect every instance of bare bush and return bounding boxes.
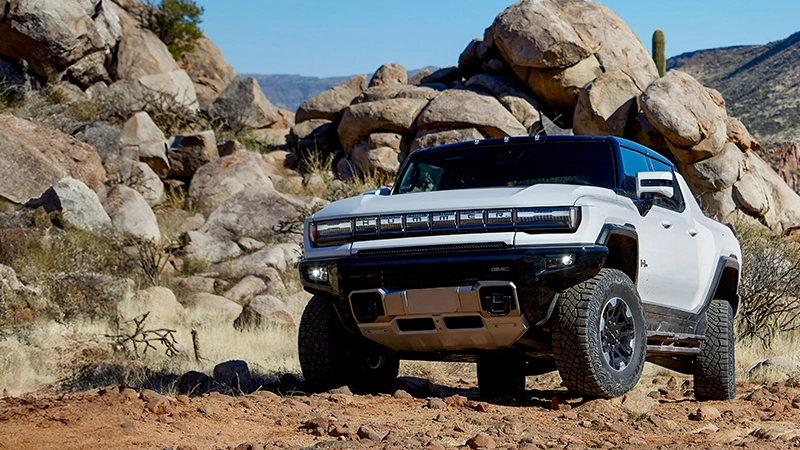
[107,312,179,358]
[737,222,800,347]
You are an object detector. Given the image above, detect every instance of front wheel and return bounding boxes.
[552,268,646,398]
[298,296,399,394]
[694,299,736,400]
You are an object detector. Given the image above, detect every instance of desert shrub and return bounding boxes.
[737,222,800,347]
[94,85,198,135]
[141,0,204,60]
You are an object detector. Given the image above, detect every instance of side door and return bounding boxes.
[619,149,701,310]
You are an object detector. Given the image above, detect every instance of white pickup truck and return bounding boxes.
[297,136,741,400]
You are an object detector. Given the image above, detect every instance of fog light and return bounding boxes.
[308,266,329,283]
[545,254,576,270]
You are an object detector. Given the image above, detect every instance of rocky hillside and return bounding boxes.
[668,31,800,142]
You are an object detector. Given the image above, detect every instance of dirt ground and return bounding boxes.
[1,373,800,450]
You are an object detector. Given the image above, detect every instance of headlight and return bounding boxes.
[516,207,580,232]
[310,219,352,246]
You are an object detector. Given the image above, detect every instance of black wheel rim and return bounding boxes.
[599,297,636,371]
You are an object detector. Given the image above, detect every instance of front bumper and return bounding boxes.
[300,244,607,351]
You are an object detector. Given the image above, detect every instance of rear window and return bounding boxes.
[395,142,616,194]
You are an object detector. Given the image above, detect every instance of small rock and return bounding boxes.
[304,417,331,430]
[213,360,252,392]
[198,404,214,416]
[233,443,263,450]
[551,396,571,411]
[357,425,382,441]
[327,386,353,396]
[746,388,771,402]
[172,421,190,433]
[443,394,468,406]
[561,411,578,420]
[176,394,190,405]
[393,389,412,399]
[694,405,721,421]
[466,432,497,449]
[426,398,446,409]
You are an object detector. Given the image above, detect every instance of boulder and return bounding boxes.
[459,38,485,79]
[183,187,308,264]
[369,63,407,87]
[416,89,527,138]
[555,1,658,89]
[0,0,121,85]
[0,114,106,204]
[106,69,199,113]
[515,55,602,123]
[357,84,444,103]
[630,112,668,152]
[338,98,429,152]
[181,292,242,323]
[351,143,400,174]
[725,116,760,152]
[296,75,367,123]
[169,275,215,302]
[104,157,165,206]
[641,71,727,164]
[491,0,593,69]
[121,111,169,177]
[679,143,744,193]
[168,130,219,179]
[408,69,432,85]
[573,70,641,137]
[419,67,462,86]
[734,173,770,217]
[209,243,301,280]
[209,76,279,130]
[27,178,111,234]
[465,74,543,132]
[287,119,339,153]
[117,286,184,327]
[223,276,268,306]
[113,5,179,81]
[103,184,160,241]
[187,151,275,216]
[233,295,295,331]
[409,128,486,154]
[213,360,252,391]
[369,132,405,152]
[178,35,237,111]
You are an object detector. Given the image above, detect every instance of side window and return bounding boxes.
[649,159,685,212]
[619,148,651,198]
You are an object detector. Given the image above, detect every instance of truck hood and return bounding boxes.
[311,185,618,220]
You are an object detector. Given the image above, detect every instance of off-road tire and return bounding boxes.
[694,299,736,400]
[477,351,525,399]
[552,268,646,398]
[298,295,399,394]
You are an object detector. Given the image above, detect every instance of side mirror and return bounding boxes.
[363,187,391,196]
[636,171,674,199]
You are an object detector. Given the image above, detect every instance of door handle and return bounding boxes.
[688,228,698,237]
[660,220,672,229]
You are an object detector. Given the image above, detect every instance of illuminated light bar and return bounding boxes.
[312,219,352,246]
[309,206,581,247]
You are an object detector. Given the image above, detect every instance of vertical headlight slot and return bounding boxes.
[404,212,431,235]
[353,216,379,240]
[431,211,457,234]
[379,215,404,237]
[458,210,485,232]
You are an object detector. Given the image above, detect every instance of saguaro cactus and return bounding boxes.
[652,29,666,77]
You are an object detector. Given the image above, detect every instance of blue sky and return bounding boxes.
[197,0,800,78]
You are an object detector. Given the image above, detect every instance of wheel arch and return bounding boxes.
[596,223,639,285]
[709,256,740,316]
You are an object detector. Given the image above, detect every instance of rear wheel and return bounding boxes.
[694,299,736,400]
[477,351,525,399]
[298,295,399,394]
[552,269,646,398]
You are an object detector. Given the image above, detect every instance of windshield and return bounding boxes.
[395,141,617,194]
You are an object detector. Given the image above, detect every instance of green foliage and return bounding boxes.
[652,29,666,78]
[143,0,204,60]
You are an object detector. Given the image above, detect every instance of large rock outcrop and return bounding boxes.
[179,35,237,111]
[210,76,279,130]
[0,114,106,204]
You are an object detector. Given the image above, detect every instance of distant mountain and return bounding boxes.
[668,31,800,142]
[250,67,439,113]
[247,74,353,112]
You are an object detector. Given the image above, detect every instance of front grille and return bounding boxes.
[341,261,517,291]
[355,242,507,257]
